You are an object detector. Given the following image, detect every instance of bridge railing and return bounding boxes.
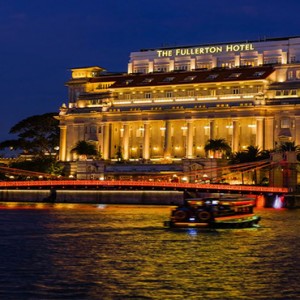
[0,180,289,193]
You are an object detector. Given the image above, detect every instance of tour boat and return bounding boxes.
[164,197,261,229]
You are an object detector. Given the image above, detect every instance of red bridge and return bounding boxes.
[0,180,289,195]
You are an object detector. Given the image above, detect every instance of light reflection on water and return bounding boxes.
[0,203,300,299]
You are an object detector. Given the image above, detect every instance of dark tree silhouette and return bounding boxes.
[71,140,99,160]
[0,113,59,156]
[204,138,231,158]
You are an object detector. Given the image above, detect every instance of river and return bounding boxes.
[0,202,300,299]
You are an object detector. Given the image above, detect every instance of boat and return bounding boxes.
[164,197,261,229]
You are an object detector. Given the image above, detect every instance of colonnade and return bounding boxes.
[59,116,278,161]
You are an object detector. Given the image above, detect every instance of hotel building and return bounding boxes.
[58,36,300,173]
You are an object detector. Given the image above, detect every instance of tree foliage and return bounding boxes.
[9,156,64,177]
[71,140,99,159]
[230,145,270,164]
[204,138,231,158]
[0,113,59,156]
[277,141,300,153]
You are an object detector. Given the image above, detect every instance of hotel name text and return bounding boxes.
[157,43,255,57]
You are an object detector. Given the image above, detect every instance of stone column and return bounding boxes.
[59,125,67,161]
[164,120,172,158]
[143,122,150,160]
[97,123,104,157]
[186,120,194,158]
[265,117,274,150]
[232,119,239,152]
[122,123,130,160]
[103,123,110,160]
[256,117,264,149]
[209,120,215,139]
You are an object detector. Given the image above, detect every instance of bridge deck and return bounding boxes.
[0,180,289,194]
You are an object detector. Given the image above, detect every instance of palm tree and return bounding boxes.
[71,140,98,160]
[277,141,300,153]
[230,145,270,184]
[204,138,231,158]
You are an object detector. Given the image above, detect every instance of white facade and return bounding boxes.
[128,36,300,73]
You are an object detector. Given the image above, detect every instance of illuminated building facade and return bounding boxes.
[58,36,300,165]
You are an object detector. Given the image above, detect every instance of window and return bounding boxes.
[144,92,152,99]
[287,70,294,80]
[291,90,297,96]
[187,89,195,97]
[183,75,196,81]
[124,79,133,85]
[142,78,154,83]
[283,90,289,96]
[232,87,240,94]
[125,93,131,100]
[210,89,216,96]
[133,67,148,74]
[166,91,173,98]
[281,118,290,128]
[154,65,169,72]
[229,73,242,78]
[175,64,189,71]
[196,62,211,69]
[253,71,265,77]
[163,77,175,82]
[206,74,219,80]
[263,57,281,65]
[296,70,300,79]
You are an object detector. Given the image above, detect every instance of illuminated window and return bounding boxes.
[175,64,189,71]
[154,66,168,72]
[196,62,211,69]
[287,70,294,80]
[296,70,300,79]
[210,89,216,96]
[263,57,281,65]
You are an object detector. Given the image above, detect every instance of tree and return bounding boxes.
[71,140,99,160]
[9,156,65,178]
[230,145,270,184]
[204,138,231,158]
[0,113,59,156]
[277,141,300,153]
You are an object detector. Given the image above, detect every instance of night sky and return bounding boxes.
[1,0,300,145]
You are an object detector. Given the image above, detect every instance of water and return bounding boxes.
[0,203,300,300]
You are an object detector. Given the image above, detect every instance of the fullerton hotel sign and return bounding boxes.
[157,43,255,57]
